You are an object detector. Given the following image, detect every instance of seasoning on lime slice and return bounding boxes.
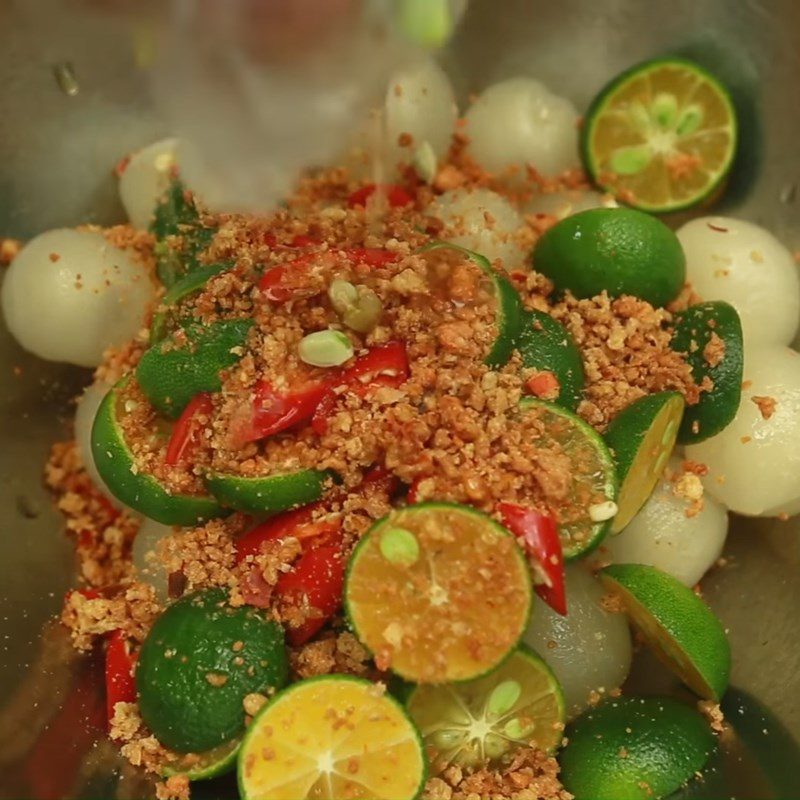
[582,57,737,213]
[406,646,564,771]
[672,301,743,444]
[517,310,585,411]
[137,588,288,754]
[91,378,225,526]
[345,502,532,683]
[532,208,686,308]
[560,696,716,800]
[137,318,253,419]
[205,470,334,514]
[238,675,427,800]
[604,391,685,533]
[600,564,731,701]
[419,241,524,368]
[518,398,618,559]
[163,738,240,782]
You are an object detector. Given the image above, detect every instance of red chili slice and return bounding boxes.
[347,183,414,209]
[165,392,214,466]
[104,630,137,725]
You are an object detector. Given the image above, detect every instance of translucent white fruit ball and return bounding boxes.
[2,229,154,367]
[432,188,525,270]
[677,217,800,345]
[118,138,179,230]
[604,457,728,587]
[686,344,800,517]
[465,77,580,177]
[523,563,632,718]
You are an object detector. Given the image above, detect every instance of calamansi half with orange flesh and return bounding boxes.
[345,503,533,684]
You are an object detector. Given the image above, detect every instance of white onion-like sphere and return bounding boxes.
[604,458,728,587]
[523,563,633,718]
[686,345,800,516]
[1,229,154,367]
[524,189,616,220]
[465,78,580,177]
[118,138,179,230]
[432,188,525,270]
[385,58,457,172]
[132,519,174,602]
[677,217,800,345]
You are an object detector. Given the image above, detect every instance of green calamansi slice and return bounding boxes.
[163,738,240,782]
[204,470,334,514]
[137,588,288,754]
[560,696,716,800]
[672,301,743,444]
[600,564,731,701]
[406,646,564,771]
[137,318,252,419]
[518,398,618,559]
[517,309,585,410]
[90,379,225,526]
[150,179,216,288]
[604,391,685,533]
[345,502,532,683]
[582,57,737,213]
[531,208,686,308]
[419,241,524,368]
[150,261,234,344]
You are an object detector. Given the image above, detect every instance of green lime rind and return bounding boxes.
[600,564,731,701]
[151,179,217,288]
[151,261,234,344]
[419,241,524,368]
[581,57,738,214]
[162,738,241,782]
[204,469,335,514]
[137,588,288,755]
[604,391,685,533]
[517,309,585,410]
[345,501,533,684]
[136,318,253,419]
[90,380,226,526]
[531,208,686,308]
[238,674,428,800]
[560,695,716,800]
[518,398,618,560]
[672,301,743,444]
[405,643,565,766]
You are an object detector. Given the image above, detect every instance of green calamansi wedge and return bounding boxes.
[672,301,743,444]
[419,241,523,368]
[91,379,225,525]
[345,502,532,683]
[600,564,731,701]
[532,208,686,308]
[605,391,685,533]
[238,676,427,800]
[518,398,618,559]
[137,318,252,419]
[582,57,737,213]
[150,261,234,344]
[517,309,585,410]
[560,696,716,800]
[151,179,216,288]
[204,470,334,514]
[163,738,240,782]
[137,588,288,754]
[406,646,564,771]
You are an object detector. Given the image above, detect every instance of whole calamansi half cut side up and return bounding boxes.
[345,503,532,683]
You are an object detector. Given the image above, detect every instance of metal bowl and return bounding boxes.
[1,1,799,797]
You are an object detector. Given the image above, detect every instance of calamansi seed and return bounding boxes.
[298,329,354,367]
[484,733,510,759]
[431,728,466,750]
[378,527,420,566]
[487,679,522,717]
[328,279,358,314]
[503,717,534,740]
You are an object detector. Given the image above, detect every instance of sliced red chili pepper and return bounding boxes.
[497,501,566,616]
[311,341,409,435]
[104,630,137,726]
[276,545,346,645]
[347,183,414,209]
[257,253,318,302]
[525,371,561,401]
[165,392,214,466]
[407,476,425,505]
